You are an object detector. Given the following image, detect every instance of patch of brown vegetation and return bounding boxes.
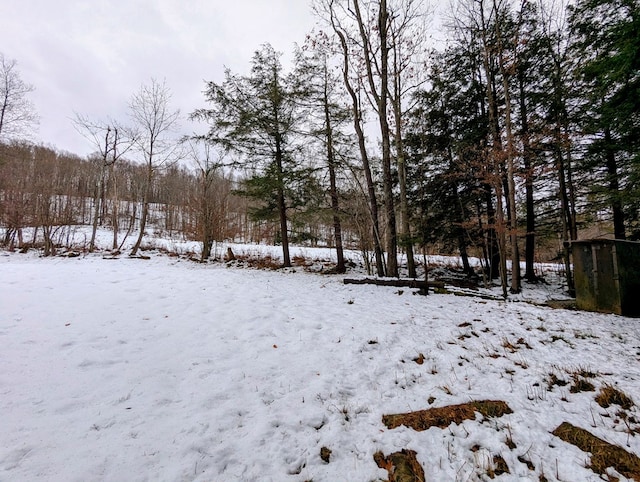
[488,454,510,478]
[552,422,640,480]
[231,254,282,270]
[570,378,596,393]
[292,255,311,267]
[382,400,512,431]
[547,373,569,390]
[518,455,535,470]
[502,338,519,353]
[569,366,598,379]
[596,385,634,410]
[320,446,331,463]
[374,449,425,482]
[413,353,425,365]
[517,337,532,349]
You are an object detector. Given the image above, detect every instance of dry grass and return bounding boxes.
[320,446,331,464]
[552,422,640,480]
[382,400,512,431]
[488,454,510,478]
[374,449,425,482]
[547,372,569,390]
[292,255,311,267]
[413,353,425,365]
[570,378,596,393]
[567,366,598,393]
[228,253,283,270]
[502,338,519,353]
[596,385,635,410]
[568,366,599,379]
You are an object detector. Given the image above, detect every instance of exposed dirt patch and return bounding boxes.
[382,400,513,431]
[552,422,640,480]
[374,449,425,482]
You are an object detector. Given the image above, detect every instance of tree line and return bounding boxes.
[1,0,638,294]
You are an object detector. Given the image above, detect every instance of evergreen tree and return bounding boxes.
[193,44,307,267]
[294,33,351,273]
[569,0,640,238]
[405,47,491,278]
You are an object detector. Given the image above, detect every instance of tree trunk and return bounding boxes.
[519,69,537,282]
[324,92,346,273]
[110,164,119,251]
[274,133,291,267]
[480,0,508,296]
[453,181,472,276]
[344,277,444,290]
[499,57,521,293]
[131,162,152,256]
[484,185,501,280]
[90,164,105,252]
[201,170,213,261]
[351,0,396,276]
[492,0,520,293]
[377,0,399,277]
[332,24,385,276]
[556,132,575,293]
[605,127,626,239]
[391,48,415,278]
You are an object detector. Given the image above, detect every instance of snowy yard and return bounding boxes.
[1,249,640,481]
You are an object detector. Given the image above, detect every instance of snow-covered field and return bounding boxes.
[1,240,640,481]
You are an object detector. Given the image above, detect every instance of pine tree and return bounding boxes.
[294,33,351,273]
[569,0,640,239]
[192,44,308,267]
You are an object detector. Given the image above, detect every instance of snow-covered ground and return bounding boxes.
[1,234,640,481]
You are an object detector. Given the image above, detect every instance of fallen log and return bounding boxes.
[343,278,445,289]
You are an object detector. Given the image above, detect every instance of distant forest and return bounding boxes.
[1,0,638,295]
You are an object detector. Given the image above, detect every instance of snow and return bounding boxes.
[1,242,640,481]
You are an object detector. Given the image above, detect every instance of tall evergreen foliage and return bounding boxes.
[193,44,310,267]
[570,0,640,238]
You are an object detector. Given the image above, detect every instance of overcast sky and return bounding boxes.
[1,1,317,157]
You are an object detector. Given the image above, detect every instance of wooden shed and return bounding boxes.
[571,239,640,317]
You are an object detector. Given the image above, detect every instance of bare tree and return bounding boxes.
[492,0,523,293]
[539,0,577,291]
[315,0,430,277]
[73,115,136,251]
[315,0,387,276]
[387,0,429,278]
[128,79,181,256]
[351,0,399,277]
[184,139,227,261]
[0,53,38,141]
